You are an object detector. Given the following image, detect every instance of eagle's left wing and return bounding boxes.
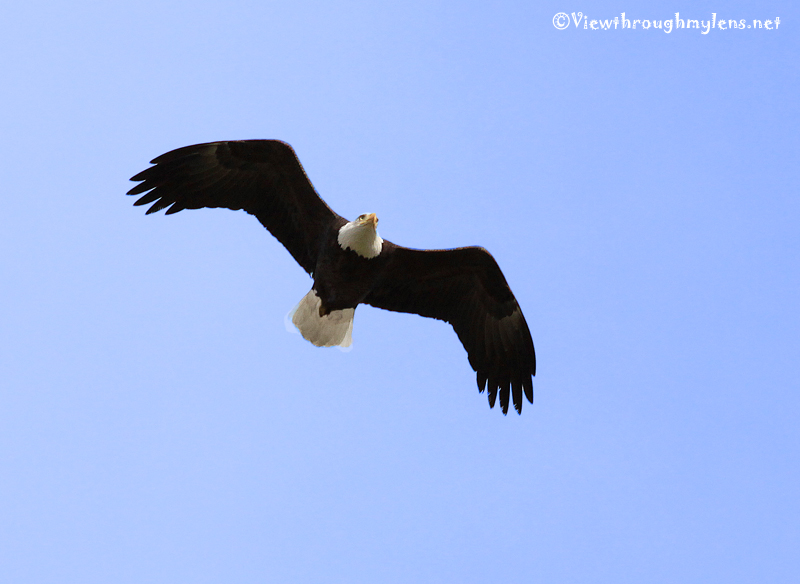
[365,243,536,414]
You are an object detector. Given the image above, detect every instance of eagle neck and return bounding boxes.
[337,221,383,259]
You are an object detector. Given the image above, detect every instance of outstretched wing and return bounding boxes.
[127,140,343,274]
[365,244,536,414]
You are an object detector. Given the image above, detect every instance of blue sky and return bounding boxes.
[1,1,798,582]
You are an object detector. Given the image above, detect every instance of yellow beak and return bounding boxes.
[360,213,378,228]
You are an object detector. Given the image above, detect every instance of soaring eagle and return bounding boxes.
[128,140,536,414]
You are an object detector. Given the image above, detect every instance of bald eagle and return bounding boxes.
[128,140,536,414]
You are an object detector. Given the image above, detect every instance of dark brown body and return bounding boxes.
[312,220,385,315]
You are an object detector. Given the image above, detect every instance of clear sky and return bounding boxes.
[1,1,798,582]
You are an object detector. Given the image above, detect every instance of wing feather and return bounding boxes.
[365,244,536,414]
[127,140,342,273]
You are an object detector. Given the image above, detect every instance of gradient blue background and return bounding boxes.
[2,1,798,582]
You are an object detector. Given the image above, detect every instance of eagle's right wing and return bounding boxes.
[128,140,343,274]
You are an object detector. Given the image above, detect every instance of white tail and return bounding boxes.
[288,289,354,348]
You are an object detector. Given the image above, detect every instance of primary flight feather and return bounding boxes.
[128,140,536,414]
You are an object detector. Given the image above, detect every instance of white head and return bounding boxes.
[337,213,383,259]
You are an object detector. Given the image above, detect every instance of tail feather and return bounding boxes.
[289,289,354,348]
